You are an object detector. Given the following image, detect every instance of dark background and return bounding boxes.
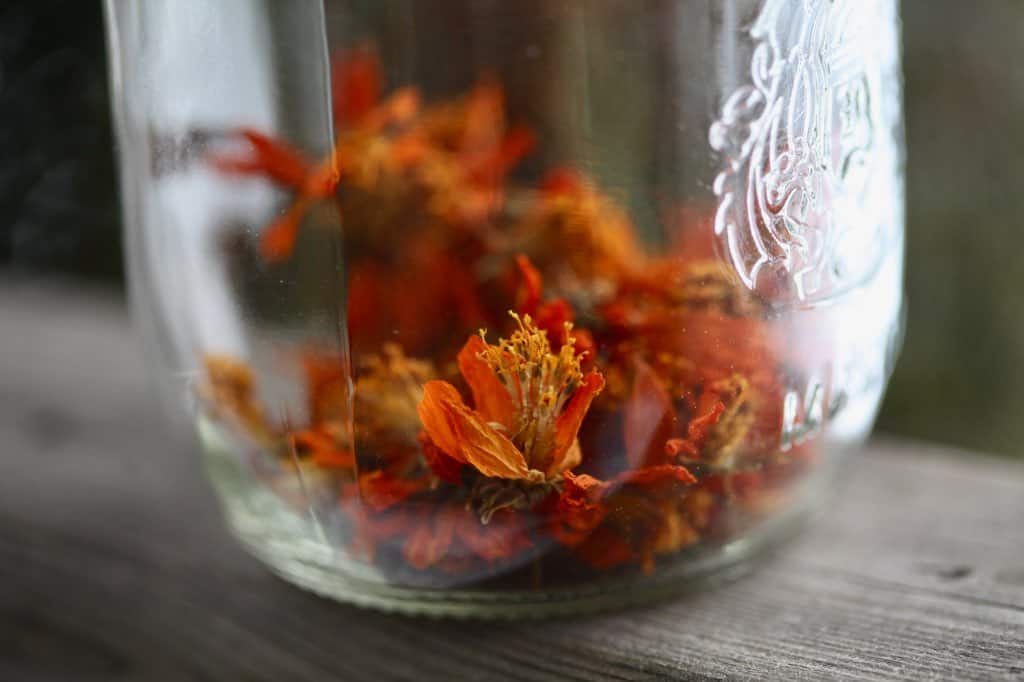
[2,1,1022,457]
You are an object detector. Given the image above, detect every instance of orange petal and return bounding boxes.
[624,360,675,468]
[466,125,536,183]
[303,155,342,200]
[289,429,355,469]
[461,78,505,152]
[418,381,532,480]
[301,352,349,425]
[419,432,465,485]
[617,464,697,488]
[448,403,532,480]
[457,336,514,429]
[549,371,605,475]
[417,381,465,461]
[259,198,310,262]
[384,87,422,125]
[211,128,312,189]
[514,253,543,314]
[390,133,429,168]
[359,470,429,512]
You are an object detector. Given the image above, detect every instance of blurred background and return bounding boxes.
[1,0,1021,457]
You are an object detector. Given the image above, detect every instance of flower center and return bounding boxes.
[477,313,582,467]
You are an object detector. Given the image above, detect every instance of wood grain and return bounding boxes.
[1,280,1022,681]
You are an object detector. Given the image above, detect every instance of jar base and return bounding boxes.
[235,516,803,619]
[200,419,819,619]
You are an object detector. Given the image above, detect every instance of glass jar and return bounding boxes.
[104,0,904,617]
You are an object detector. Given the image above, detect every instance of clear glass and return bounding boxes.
[105,0,904,617]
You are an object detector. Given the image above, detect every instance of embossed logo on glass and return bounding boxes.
[710,0,895,304]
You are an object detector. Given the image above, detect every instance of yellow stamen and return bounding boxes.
[476,313,583,467]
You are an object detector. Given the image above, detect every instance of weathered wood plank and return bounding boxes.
[1,280,1023,681]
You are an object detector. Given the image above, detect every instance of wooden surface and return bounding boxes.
[2,280,1023,681]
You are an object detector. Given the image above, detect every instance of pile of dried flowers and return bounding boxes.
[201,47,816,585]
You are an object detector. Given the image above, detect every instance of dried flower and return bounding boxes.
[552,464,698,572]
[515,168,646,295]
[354,344,435,447]
[418,314,604,484]
[199,355,276,444]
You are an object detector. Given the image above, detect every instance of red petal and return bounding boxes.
[419,432,465,485]
[574,525,636,570]
[548,472,610,546]
[665,401,726,460]
[514,253,543,315]
[332,45,382,127]
[359,470,429,512]
[403,505,458,571]
[617,464,697,488]
[624,360,675,468]
[456,336,515,430]
[548,371,605,476]
[540,167,584,196]
[534,299,575,348]
[455,510,532,562]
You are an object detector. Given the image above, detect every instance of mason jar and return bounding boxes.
[104,0,904,617]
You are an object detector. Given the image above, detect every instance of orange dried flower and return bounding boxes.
[200,355,276,444]
[289,428,355,470]
[418,314,604,483]
[354,344,435,447]
[515,168,647,292]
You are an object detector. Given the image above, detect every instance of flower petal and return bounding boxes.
[417,381,467,459]
[455,509,531,562]
[617,464,697,488]
[457,336,514,429]
[466,126,536,183]
[514,253,543,314]
[289,429,355,469]
[260,198,310,262]
[403,504,458,570]
[332,44,382,127]
[665,401,726,459]
[211,128,312,189]
[418,381,532,480]
[624,359,675,468]
[419,432,465,485]
[359,470,430,512]
[548,371,605,475]
[449,405,533,480]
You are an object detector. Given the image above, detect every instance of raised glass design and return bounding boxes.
[710,0,902,305]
